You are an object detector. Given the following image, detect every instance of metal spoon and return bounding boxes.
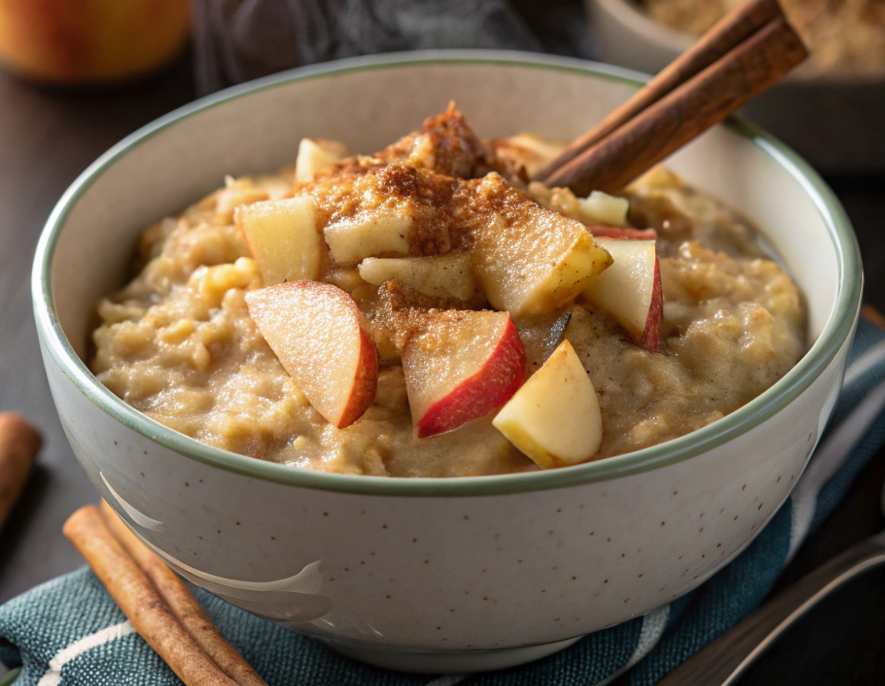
[658,477,885,686]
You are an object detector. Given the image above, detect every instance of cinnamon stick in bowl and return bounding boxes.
[0,412,41,532]
[540,0,808,195]
[535,0,787,182]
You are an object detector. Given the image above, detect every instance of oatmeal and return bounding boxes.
[91,109,806,477]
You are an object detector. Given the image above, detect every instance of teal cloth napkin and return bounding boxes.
[2,318,884,685]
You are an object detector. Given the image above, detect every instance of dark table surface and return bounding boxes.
[0,54,883,685]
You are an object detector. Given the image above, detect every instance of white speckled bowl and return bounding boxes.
[33,52,861,673]
[586,0,885,173]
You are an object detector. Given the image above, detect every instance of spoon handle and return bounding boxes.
[658,531,885,686]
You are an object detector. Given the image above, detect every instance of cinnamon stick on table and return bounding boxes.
[98,500,268,686]
[0,412,41,532]
[64,506,247,686]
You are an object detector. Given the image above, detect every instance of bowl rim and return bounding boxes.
[32,49,862,497]
[590,0,885,86]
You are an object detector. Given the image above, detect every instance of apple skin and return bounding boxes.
[0,0,189,83]
[582,237,664,352]
[493,340,603,469]
[245,281,378,429]
[404,313,526,438]
[642,258,664,352]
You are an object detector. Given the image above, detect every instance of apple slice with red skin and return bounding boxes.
[402,309,526,438]
[245,281,378,428]
[587,225,658,241]
[581,237,663,352]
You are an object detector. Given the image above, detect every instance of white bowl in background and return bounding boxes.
[586,0,885,173]
[33,51,861,673]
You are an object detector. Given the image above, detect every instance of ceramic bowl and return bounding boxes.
[586,0,885,173]
[33,51,861,674]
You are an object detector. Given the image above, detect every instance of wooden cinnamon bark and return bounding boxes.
[544,16,807,195]
[63,505,240,686]
[0,413,41,532]
[99,500,268,686]
[535,0,786,182]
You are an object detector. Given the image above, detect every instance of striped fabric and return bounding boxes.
[1,319,882,686]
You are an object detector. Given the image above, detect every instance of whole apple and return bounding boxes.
[0,0,189,84]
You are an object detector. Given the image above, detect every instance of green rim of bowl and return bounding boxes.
[32,50,862,497]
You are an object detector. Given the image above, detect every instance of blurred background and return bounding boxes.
[0,0,882,683]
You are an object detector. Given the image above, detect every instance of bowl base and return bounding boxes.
[332,635,583,674]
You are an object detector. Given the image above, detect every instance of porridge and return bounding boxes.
[91,109,806,478]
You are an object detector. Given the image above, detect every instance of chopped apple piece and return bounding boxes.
[324,266,364,293]
[235,196,324,286]
[493,340,602,468]
[295,138,347,183]
[578,191,630,227]
[358,254,478,301]
[215,176,270,221]
[323,212,413,266]
[581,237,663,351]
[469,174,613,317]
[401,309,525,438]
[588,226,658,240]
[245,281,378,428]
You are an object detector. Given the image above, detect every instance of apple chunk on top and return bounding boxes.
[493,339,603,468]
[466,174,613,317]
[245,281,378,429]
[581,236,663,352]
[376,282,526,438]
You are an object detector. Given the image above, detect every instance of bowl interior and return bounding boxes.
[35,52,859,492]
